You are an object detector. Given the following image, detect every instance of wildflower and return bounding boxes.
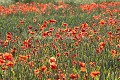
[108,31,112,35]
[80,62,86,72]
[49,27,54,32]
[40,23,47,31]
[99,19,106,26]
[59,73,65,79]
[89,62,96,67]
[49,19,56,23]
[6,61,14,67]
[63,23,68,27]
[28,30,35,34]
[49,57,56,63]
[81,22,88,28]
[58,68,62,73]
[56,53,61,57]
[28,26,32,30]
[99,42,105,47]
[80,62,85,67]
[3,52,13,61]
[40,65,47,72]
[70,73,77,79]
[73,60,77,65]
[80,67,86,72]
[20,20,25,24]
[116,27,120,31]
[6,32,12,41]
[42,31,49,37]
[19,55,27,61]
[10,47,16,54]
[33,18,36,22]
[64,52,69,57]
[90,71,100,78]
[111,50,118,57]
[116,44,120,48]
[50,62,57,70]
[34,69,39,75]
[118,58,120,62]
[2,66,7,70]
[0,59,5,66]
[28,61,34,68]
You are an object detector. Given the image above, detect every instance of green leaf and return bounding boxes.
[73,67,77,73]
[0,73,2,79]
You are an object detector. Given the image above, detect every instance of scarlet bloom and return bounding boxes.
[59,73,65,79]
[70,73,77,79]
[28,26,32,30]
[0,59,5,66]
[81,22,88,28]
[49,27,54,32]
[80,62,86,72]
[49,19,56,23]
[2,66,7,70]
[49,57,56,63]
[63,23,68,27]
[99,19,106,26]
[20,20,24,24]
[28,61,34,68]
[89,62,96,67]
[73,60,77,65]
[6,32,12,41]
[111,50,118,57]
[80,67,86,72]
[3,52,13,61]
[6,61,14,67]
[56,53,61,57]
[90,71,100,78]
[118,58,120,61]
[50,62,57,70]
[79,62,85,67]
[34,69,39,75]
[99,42,105,47]
[19,55,27,61]
[42,31,49,37]
[64,52,69,56]
[40,65,47,72]
[10,48,16,54]
[33,18,36,22]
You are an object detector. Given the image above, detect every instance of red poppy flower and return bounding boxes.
[70,73,77,79]
[50,62,57,70]
[34,69,39,75]
[28,61,34,68]
[49,57,56,63]
[80,67,86,72]
[99,19,106,26]
[3,52,13,61]
[81,22,88,28]
[49,19,56,23]
[40,65,47,72]
[6,61,14,67]
[19,55,27,61]
[99,42,105,47]
[6,32,12,41]
[63,23,68,27]
[73,60,77,65]
[0,59,5,66]
[111,50,118,57]
[90,71,100,78]
[79,62,85,67]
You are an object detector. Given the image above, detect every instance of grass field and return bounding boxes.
[0,0,120,80]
